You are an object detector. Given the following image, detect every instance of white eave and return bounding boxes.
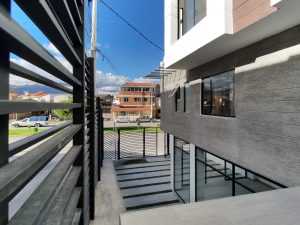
[167,0,300,70]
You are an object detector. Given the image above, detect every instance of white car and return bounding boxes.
[116,117,130,123]
[12,116,49,127]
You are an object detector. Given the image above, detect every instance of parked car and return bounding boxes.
[116,117,130,123]
[11,116,49,127]
[137,117,152,123]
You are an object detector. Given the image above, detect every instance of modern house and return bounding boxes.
[111,82,160,121]
[160,0,300,204]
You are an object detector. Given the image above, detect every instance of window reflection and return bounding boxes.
[202,71,235,117]
[178,0,207,37]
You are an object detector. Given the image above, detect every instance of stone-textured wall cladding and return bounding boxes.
[233,0,276,32]
[161,45,300,187]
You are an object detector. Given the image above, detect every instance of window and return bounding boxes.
[175,87,181,112]
[134,97,141,102]
[178,0,207,38]
[174,137,190,203]
[143,98,148,102]
[123,97,129,102]
[202,71,235,117]
[184,85,192,113]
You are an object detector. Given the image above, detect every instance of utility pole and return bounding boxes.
[91,0,98,59]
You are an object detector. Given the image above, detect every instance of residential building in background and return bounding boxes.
[19,91,51,102]
[162,0,300,204]
[111,82,160,121]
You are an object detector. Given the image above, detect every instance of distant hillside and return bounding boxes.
[10,85,64,94]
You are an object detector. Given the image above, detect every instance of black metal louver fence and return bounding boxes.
[0,1,102,225]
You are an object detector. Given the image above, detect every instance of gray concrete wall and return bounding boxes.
[161,44,300,187]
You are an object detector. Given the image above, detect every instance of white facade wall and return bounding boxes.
[164,0,233,68]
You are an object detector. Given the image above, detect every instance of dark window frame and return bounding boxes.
[177,0,207,39]
[175,87,181,112]
[201,70,235,117]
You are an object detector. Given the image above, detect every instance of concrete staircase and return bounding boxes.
[115,157,180,210]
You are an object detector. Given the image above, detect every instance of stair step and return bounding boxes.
[145,157,170,162]
[121,183,172,198]
[119,176,170,189]
[116,165,170,175]
[118,170,170,182]
[116,160,170,170]
[124,192,179,210]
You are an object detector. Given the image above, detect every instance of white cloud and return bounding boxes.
[43,43,73,73]
[95,70,128,95]
[9,42,137,96]
[133,76,159,83]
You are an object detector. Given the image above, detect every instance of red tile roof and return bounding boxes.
[123,82,158,87]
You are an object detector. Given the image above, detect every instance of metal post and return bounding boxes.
[232,164,236,196]
[143,127,146,157]
[73,2,89,224]
[90,0,98,59]
[87,57,96,220]
[156,127,158,156]
[204,152,207,184]
[167,133,170,156]
[224,161,227,180]
[117,129,121,160]
[0,2,10,224]
[96,97,103,181]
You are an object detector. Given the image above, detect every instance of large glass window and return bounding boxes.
[178,0,207,37]
[184,85,192,113]
[174,137,190,203]
[202,71,235,117]
[195,147,282,202]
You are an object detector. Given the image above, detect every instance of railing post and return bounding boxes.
[87,57,96,220]
[232,164,236,196]
[156,127,158,156]
[117,129,121,160]
[143,127,146,158]
[167,133,170,156]
[96,97,103,181]
[204,152,207,184]
[0,2,10,224]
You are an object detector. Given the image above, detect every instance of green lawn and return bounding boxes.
[9,127,48,137]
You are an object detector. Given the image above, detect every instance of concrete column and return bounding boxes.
[190,144,196,202]
[169,134,175,191]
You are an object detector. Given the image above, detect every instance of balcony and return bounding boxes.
[164,0,300,70]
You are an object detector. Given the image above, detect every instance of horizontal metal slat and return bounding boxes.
[62,189,82,225]
[0,125,81,204]
[0,6,81,85]
[48,0,82,46]
[9,121,72,157]
[0,101,81,114]
[14,0,82,67]
[67,0,82,26]
[8,145,82,225]
[42,166,82,225]
[72,210,82,225]
[10,62,73,94]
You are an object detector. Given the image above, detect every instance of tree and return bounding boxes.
[53,97,73,121]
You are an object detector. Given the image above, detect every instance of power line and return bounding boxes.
[96,47,119,74]
[100,0,164,52]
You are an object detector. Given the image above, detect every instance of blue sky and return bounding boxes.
[10,0,164,93]
[97,0,164,78]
